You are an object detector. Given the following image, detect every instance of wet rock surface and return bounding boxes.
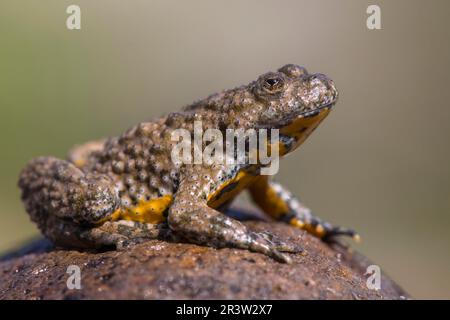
[0,221,408,300]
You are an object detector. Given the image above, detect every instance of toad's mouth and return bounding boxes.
[259,102,334,131]
[298,102,334,119]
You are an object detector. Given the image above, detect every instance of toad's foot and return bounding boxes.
[170,207,299,263]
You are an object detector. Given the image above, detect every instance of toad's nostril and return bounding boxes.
[307,73,327,83]
[308,74,336,93]
[298,73,338,107]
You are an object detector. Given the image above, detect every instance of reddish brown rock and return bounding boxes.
[0,221,408,300]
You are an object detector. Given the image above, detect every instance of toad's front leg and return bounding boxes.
[167,166,301,263]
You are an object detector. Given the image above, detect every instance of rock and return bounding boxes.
[0,220,408,300]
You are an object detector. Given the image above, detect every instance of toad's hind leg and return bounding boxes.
[248,176,360,242]
[80,221,175,249]
[18,157,121,243]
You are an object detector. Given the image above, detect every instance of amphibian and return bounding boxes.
[18,64,358,263]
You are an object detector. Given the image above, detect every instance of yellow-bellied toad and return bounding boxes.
[18,64,358,263]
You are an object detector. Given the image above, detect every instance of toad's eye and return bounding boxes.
[255,72,287,97]
[265,78,279,87]
[263,76,284,92]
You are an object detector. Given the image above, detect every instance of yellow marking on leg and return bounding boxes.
[120,195,173,223]
[315,224,325,236]
[290,218,326,238]
[207,170,256,209]
[95,208,122,225]
[248,176,290,220]
[291,218,305,228]
[97,195,173,225]
[73,159,86,168]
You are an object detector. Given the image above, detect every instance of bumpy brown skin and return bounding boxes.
[18,64,356,263]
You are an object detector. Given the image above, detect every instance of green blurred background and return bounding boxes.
[1,0,449,299]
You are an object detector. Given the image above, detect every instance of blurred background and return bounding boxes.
[0,0,449,299]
